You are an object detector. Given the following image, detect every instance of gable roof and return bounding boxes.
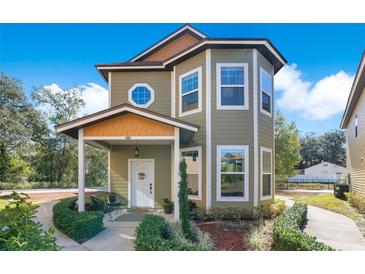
[96,37,287,81]
[305,161,346,170]
[129,24,207,62]
[55,103,199,139]
[340,49,365,129]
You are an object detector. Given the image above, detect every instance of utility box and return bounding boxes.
[334,183,349,199]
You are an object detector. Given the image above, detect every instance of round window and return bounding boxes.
[128,84,155,107]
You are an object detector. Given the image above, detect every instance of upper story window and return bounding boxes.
[217,145,249,202]
[128,83,155,108]
[260,68,273,117]
[179,67,202,116]
[355,114,358,138]
[217,63,248,110]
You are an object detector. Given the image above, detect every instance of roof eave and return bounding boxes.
[340,50,365,129]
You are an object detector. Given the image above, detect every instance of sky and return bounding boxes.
[1,23,365,135]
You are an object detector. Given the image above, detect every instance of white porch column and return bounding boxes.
[107,150,111,193]
[174,127,180,221]
[78,128,85,212]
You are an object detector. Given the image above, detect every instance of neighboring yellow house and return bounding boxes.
[56,24,287,219]
[341,50,365,197]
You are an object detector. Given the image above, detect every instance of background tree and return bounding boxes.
[32,86,85,184]
[86,147,108,187]
[298,130,346,169]
[1,72,108,188]
[299,132,323,169]
[0,73,48,183]
[275,112,301,179]
[320,130,346,166]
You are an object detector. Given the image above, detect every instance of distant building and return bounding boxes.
[289,162,347,183]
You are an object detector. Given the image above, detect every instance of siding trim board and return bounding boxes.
[253,49,259,207]
[205,49,212,209]
[171,67,176,117]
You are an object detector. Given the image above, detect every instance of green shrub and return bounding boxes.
[345,192,365,213]
[273,203,334,251]
[190,205,261,222]
[134,215,211,251]
[262,200,286,219]
[0,192,58,251]
[53,198,104,243]
[249,221,271,251]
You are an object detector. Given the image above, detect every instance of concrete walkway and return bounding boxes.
[35,201,137,251]
[278,196,365,250]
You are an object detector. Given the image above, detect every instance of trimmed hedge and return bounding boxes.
[134,215,208,251]
[53,198,104,243]
[273,203,334,251]
[190,205,261,222]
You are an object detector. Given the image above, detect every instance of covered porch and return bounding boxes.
[55,103,199,220]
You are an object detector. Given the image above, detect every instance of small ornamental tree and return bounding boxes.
[178,159,192,239]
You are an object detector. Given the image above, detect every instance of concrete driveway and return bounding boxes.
[35,201,137,251]
[278,196,365,251]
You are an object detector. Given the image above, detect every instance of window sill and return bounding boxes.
[217,105,249,110]
[260,108,272,117]
[179,108,202,117]
[216,196,249,202]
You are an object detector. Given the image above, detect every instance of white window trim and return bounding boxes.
[179,67,202,117]
[180,146,202,201]
[260,147,273,200]
[259,67,273,117]
[216,63,249,110]
[216,145,249,202]
[128,83,155,108]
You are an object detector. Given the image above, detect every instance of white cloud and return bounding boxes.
[275,64,354,120]
[42,83,108,117]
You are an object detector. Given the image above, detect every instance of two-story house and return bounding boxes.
[56,24,287,219]
[341,50,365,197]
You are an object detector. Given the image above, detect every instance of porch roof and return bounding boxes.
[55,103,199,143]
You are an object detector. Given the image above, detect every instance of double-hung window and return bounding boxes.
[217,63,248,110]
[261,147,272,199]
[179,67,202,116]
[180,147,202,200]
[217,145,248,201]
[260,68,273,116]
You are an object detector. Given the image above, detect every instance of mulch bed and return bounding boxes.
[197,222,251,251]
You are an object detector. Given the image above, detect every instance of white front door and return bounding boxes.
[130,160,154,207]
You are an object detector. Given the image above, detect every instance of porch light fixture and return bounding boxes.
[193,152,197,162]
[134,145,140,157]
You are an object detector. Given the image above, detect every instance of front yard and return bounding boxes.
[0,199,9,210]
[293,193,364,222]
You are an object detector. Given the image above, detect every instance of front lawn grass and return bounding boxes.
[0,199,10,210]
[293,193,364,222]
